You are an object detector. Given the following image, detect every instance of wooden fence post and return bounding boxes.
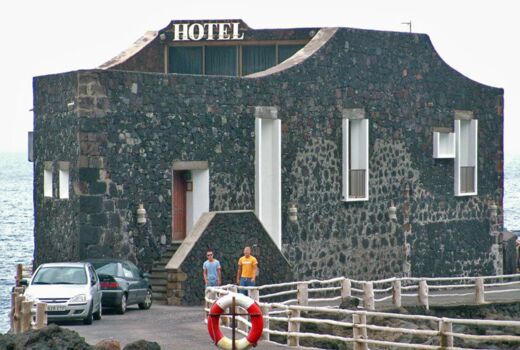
[297,283,308,306]
[9,291,19,332]
[205,289,216,318]
[35,303,47,330]
[248,288,260,302]
[418,279,429,310]
[475,277,485,304]
[287,308,300,347]
[14,295,25,334]
[341,278,352,298]
[16,264,23,287]
[353,313,369,350]
[261,305,270,342]
[439,319,453,348]
[392,279,402,308]
[20,300,32,332]
[363,282,375,310]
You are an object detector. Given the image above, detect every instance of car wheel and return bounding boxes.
[138,289,153,310]
[83,302,93,325]
[93,302,102,320]
[116,293,127,314]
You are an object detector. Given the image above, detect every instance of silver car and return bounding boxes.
[24,262,102,324]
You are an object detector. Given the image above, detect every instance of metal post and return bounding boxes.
[248,288,260,302]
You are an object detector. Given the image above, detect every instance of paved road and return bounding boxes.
[64,304,285,350]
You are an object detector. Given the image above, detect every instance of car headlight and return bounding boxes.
[69,294,88,304]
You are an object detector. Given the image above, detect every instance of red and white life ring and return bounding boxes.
[207,293,263,350]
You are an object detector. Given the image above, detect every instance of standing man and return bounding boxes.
[236,246,258,294]
[203,250,221,288]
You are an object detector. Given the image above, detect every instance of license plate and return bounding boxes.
[47,304,67,311]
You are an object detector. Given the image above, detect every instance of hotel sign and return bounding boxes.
[172,22,244,41]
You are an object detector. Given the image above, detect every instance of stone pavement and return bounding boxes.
[64,304,286,350]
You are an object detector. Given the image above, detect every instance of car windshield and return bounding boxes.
[92,262,118,276]
[32,266,87,285]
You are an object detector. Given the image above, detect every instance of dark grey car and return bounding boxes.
[86,259,152,314]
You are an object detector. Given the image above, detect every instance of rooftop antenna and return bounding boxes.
[401,21,412,33]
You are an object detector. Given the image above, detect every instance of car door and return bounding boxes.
[88,265,101,311]
[122,262,140,304]
[128,262,147,302]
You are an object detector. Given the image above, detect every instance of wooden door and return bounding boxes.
[172,171,187,240]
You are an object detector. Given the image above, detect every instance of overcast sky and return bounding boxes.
[0,0,518,157]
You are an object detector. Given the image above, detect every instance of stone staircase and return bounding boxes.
[150,241,182,305]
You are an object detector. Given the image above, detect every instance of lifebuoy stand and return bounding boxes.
[207,293,263,350]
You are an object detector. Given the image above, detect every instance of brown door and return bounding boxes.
[172,171,187,240]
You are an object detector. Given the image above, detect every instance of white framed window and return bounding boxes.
[254,106,281,248]
[342,109,369,202]
[454,118,478,196]
[43,162,53,198]
[433,131,455,158]
[58,162,70,199]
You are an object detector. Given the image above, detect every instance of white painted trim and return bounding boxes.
[342,118,369,202]
[255,117,282,248]
[44,167,53,198]
[454,119,478,196]
[433,131,455,159]
[188,169,210,234]
[58,168,69,199]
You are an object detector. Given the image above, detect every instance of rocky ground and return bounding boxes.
[0,324,159,350]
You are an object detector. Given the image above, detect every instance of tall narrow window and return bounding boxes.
[59,162,70,199]
[455,117,478,196]
[242,45,276,76]
[168,47,203,74]
[205,46,237,76]
[342,109,369,202]
[44,162,53,198]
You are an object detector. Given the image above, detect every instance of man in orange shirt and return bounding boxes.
[236,246,258,295]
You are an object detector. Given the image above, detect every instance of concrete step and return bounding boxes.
[151,271,168,279]
[152,285,167,293]
[149,277,167,286]
[152,292,167,300]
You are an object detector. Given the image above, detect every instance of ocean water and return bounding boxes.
[0,153,519,333]
[0,153,33,334]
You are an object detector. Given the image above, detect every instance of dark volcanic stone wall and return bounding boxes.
[33,72,80,265]
[34,26,504,281]
[172,211,292,305]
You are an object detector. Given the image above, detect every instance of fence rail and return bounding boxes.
[205,273,520,349]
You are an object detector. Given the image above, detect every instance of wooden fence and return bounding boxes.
[9,263,48,334]
[210,273,520,311]
[205,274,520,349]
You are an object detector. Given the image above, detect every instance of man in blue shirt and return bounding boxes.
[203,250,221,287]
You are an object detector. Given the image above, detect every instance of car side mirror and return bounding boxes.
[142,272,150,279]
[20,279,28,287]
